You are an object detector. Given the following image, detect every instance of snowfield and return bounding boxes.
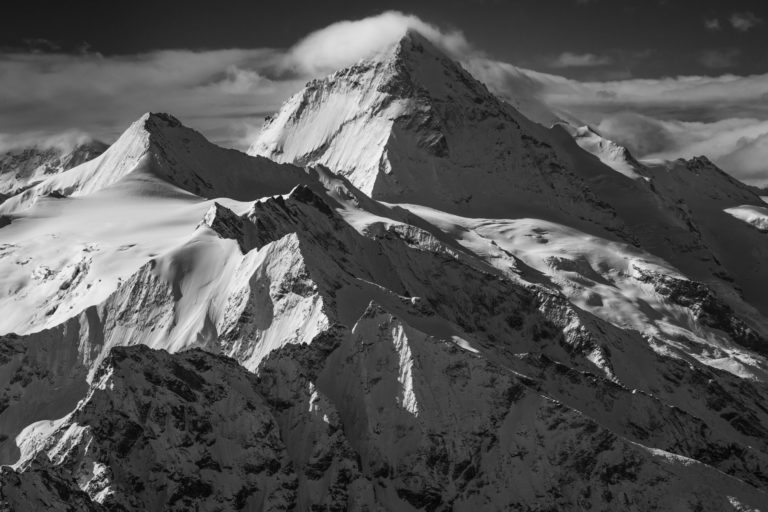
[726,204,768,232]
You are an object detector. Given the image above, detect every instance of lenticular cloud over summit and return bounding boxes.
[285,11,473,74]
[2,5,768,511]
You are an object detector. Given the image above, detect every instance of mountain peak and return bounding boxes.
[250,27,610,222]
[371,29,490,103]
[128,112,185,143]
[393,28,445,60]
[139,112,183,132]
[0,111,313,215]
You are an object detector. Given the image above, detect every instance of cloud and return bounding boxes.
[0,129,96,153]
[592,113,768,185]
[0,11,767,186]
[21,38,62,53]
[549,52,613,68]
[285,11,472,75]
[698,49,740,69]
[0,48,305,149]
[730,11,763,32]
[704,18,721,31]
[203,66,276,95]
[596,112,676,155]
[0,11,474,151]
[596,114,757,158]
[466,54,768,184]
[522,71,768,121]
[717,132,768,183]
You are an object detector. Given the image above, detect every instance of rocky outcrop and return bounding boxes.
[631,264,765,355]
[6,319,768,511]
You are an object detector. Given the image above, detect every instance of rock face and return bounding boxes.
[1,32,768,512]
[4,329,767,511]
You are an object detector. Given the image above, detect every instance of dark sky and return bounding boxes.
[3,0,767,79]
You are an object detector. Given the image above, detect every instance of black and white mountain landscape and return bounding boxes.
[2,3,768,511]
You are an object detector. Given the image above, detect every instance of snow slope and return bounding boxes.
[1,156,767,509]
[560,124,646,179]
[725,204,768,232]
[0,113,317,336]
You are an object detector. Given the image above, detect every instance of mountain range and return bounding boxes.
[0,31,767,511]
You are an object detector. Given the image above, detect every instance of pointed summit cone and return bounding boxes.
[249,31,768,318]
[249,31,624,231]
[1,113,311,214]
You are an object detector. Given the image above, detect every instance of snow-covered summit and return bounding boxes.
[0,140,107,199]
[0,113,311,214]
[252,34,768,321]
[250,32,629,231]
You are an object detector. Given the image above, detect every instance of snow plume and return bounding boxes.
[284,11,473,75]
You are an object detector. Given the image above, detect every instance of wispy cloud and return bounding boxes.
[549,52,613,68]
[0,130,96,153]
[521,72,768,120]
[730,11,763,32]
[698,49,740,69]
[717,131,768,182]
[0,49,303,149]
[704,18,721,31]
[20,38,62,53]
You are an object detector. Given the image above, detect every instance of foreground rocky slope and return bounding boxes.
[2,326,766,511]
[0,32,767,511]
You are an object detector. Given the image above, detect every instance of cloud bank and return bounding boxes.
[0,48,303,149]
[1,11,767,186]
[471,61,768,185]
